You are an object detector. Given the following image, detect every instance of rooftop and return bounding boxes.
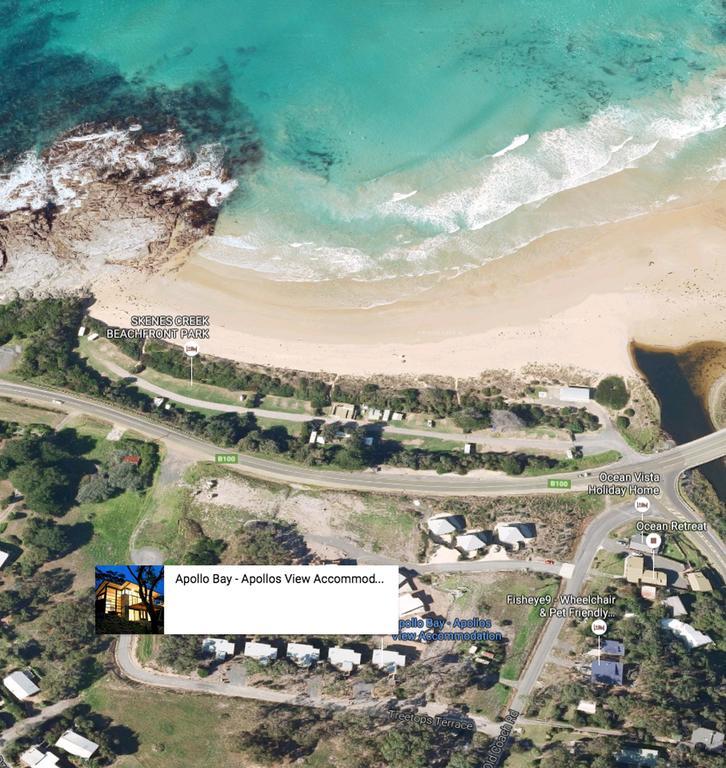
[686,572,712,592]
[591,660,623,686]
[456,532,487,552]
[600,639,625,656]
[202,637,235,660]
[427,516,459,536]
[690,727,724,751]
[328,647,362,670]
[55,729,100,759]
[3,670,40,700]
[372,649,406,671]
[244,642,278,662]
[286,643,320,667]
[660,618,713,649]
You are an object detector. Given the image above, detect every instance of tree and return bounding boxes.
[128,566,165,633]
[76,473,115,504]
[594,376,629,409]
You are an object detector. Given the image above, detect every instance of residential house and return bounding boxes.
[690,727,724,752]
[244,642,277,665]
[600,639,625,656]
[686,572,712,592]
[55,729,100,759]
[623,554,667,587]
[327,647,361,673]
[202,638,235,660]
[286,643,320,668]
[0,548,9,569]
[19,747,59,768]
[496,523,536,550]
[591,660,623,685]
[3,670,40,700]
[614,747,659,766]
[95,579,163,623]
[427,515,461,536]
[662,595,687,617]
[629,534,660,555]
[660,619,713,649]
[399,593,425,618]
[456,532,488,554]
[463,442,475,455]
[577,700,597,714]
[372,649,406,672]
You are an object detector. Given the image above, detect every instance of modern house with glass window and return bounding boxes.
[95,579,163,623]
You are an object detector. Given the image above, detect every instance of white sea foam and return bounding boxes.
[492,133,529,157]
[388,190,418,202]
[0,127,237,215]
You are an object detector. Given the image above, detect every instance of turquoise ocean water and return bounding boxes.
[1,0,725,280]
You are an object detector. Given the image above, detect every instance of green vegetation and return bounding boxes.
[594,375,629,409]
[523,449,621,476]
[682,469,726,540]
[529,582,726,760]
[500,580,558,679]
[4,702,129,766]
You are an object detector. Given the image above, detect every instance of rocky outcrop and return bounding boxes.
[0,123,237,292]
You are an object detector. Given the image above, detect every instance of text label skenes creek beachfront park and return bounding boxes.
[164,565,399,635]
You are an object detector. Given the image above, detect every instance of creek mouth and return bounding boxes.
[631,341,726,501]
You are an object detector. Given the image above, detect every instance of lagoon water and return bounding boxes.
[2,0,725,279]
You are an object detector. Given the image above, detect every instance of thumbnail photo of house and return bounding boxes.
[95,565,164,634]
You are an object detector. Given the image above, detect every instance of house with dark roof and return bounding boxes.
[591,659,623,685]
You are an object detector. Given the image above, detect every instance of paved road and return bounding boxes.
[94,357,628,457]
[114,636,505,736]
[1,381,724,499]
[0,697,81,746]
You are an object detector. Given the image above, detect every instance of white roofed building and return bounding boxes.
[286,643,320,668]
[0,548,9,568]
[244,642,278,665]
[55,729,99,759]
[660,619,713,649]
[372,649,406,672]
[577,700,597,714]
[20,747,59,768]
[202,637,235,660]
[328,647,362,673]
[690,727,724,751]
[3,670,40,700]
[662,595,687,617]
[399,593,425,617]
[427,516,459,536]
[559,386,590,402]
[456,533,487,553]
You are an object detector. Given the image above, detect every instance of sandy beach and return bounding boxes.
[92,186,726,381]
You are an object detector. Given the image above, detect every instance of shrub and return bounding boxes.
[594,376,629,409]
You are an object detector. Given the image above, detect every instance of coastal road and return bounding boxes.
[1,381,724,498]
[93,356,628,457]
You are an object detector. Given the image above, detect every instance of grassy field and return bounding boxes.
[592,549,626,576]
[78,489,155,566]
[83,677,258,768]
[462,682,511,719]
[0,397,65,427]
[523,450,621,476]
[345,498,418,555]
[136,635,155,664]
[259,394,312,414]
[499,578,559,680]
[436,572,559,683]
